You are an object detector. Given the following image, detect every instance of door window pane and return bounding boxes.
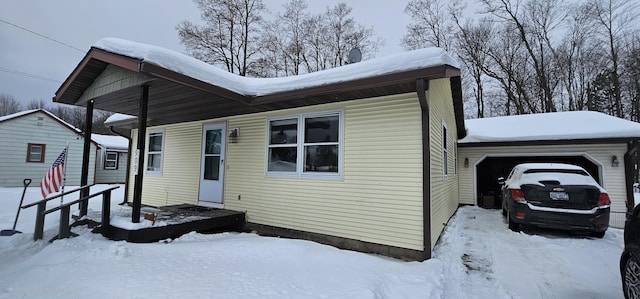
[204,156,220,180]
[205,130,222,154]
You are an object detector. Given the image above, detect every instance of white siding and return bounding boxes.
[95,149,128,183]
[458,143,627,228]
[0,111,96,187]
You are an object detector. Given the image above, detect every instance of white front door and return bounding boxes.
[199,123,226,204]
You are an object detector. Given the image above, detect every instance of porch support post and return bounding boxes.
[79,99,94,216]
[132,85,149,223]
[416,78,431,260]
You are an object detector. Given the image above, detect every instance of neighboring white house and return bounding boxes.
[93,133,129,184]
[457,111,640,228]
[0,109,128,187]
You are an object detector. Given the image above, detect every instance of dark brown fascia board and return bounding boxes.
[139,62,252,106]
[250,65,461,106]
[54,48,142,104]
[450,76,466,139]
[457,137,638,148]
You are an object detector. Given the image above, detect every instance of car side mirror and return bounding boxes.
[497,177,505,185]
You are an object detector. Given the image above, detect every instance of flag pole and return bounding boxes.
[60,142,69,206]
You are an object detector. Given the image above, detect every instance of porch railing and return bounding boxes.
[21,184,119,241]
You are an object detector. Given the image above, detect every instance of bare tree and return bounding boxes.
[0,94,22,116]
[587,0,639,118]
[402,0,459,51]
[301,14,330,72]
[323,3,383,68]
[453,16,493,118]
[26,99,50,110]
[554,4,605,112]
[623,36,640,122]
[480,0,568,113]
[177,0,266,76]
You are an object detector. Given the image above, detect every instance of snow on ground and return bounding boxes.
[0,185,624,298]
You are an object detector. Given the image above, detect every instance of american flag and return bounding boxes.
[40,148,67,198]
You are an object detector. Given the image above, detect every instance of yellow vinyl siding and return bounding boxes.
[128,93,426,250]
[458,143,627,228]
[129,123,203,207]
[225,93,424,250]
[428,78,459,249]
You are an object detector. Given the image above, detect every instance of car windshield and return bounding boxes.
[523,169,588,176]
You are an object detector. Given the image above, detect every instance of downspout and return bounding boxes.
[416,78,431,260]
[110,126,132,205]
[624,140,640,220]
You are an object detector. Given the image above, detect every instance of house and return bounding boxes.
[457,111,640,228]
[53,38,465,261]
[0,109,128,187]
[92,133,129,184]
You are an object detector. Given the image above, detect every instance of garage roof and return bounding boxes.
[459,111,640,146]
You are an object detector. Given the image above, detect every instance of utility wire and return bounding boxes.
[0,18,85,53]
[0,67,62,84]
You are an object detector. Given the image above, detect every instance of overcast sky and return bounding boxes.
[0,0,417,107]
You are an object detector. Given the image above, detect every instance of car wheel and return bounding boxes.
[508,213,520,232]
[591,231,605,238]
[623,252,640,299]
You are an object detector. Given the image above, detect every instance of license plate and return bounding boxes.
[550,192,569,200]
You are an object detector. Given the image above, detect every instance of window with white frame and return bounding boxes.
[104,151,119,170]
[442,124,448,178]
[267,111,342,177]
[147,131,164,173]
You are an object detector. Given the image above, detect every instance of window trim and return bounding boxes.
[146,130,164,175]
[265,110,343,179]
[104,151,119,170]
[26,143,46,163]
[442,122,448,179]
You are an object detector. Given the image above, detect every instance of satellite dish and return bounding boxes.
[347,48,362,64]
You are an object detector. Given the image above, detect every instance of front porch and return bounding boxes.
[91,204,245,243]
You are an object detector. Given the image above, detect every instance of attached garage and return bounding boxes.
[474,155,601,208]
[457,111,640,228]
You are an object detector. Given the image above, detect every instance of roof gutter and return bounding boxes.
[624,140,640,220]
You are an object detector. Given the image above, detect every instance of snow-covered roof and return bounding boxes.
[93,38,459,97]
[92,133,128,150]
[0,109,38,122]
[459,111,640,143]
[1,109,128,148]
[104,113,137,126]
[0,109,82,134]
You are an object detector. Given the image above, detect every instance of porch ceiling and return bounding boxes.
[54,47,462,129]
